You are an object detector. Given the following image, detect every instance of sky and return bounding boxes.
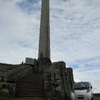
[0,0,100,93]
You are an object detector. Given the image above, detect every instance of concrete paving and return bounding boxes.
[94,94,100,100]
[94,96,100,100]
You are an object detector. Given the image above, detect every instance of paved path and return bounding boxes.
[94,94,100,100]
[13,97,100,100]
[14,98,43,100]
[13,99,43,100]
[13,95,100,100]
[94,96,100,100]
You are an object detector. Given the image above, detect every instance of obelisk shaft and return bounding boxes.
[38,0,50,59]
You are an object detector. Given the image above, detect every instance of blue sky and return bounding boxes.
[0,0,100,93]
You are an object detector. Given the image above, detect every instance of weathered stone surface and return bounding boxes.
[1,88,9,94]
[0,64,34,97]
[38,0,50,59]
[7,65,33,82]
[42,61,74,100]
[0,82,16,97]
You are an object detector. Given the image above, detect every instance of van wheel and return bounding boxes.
[91,98,94,100]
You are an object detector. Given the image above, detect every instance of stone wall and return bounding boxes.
[0,60,74,99]
[39,61,74,100]
[0,64,33,82]
[0,64,33,97]
[0,82,16,97]
[7,64,33,82]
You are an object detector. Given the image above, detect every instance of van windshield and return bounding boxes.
[74,82,89,90]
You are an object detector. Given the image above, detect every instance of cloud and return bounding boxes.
[96,76,100,83]
[0,0,41,63]
[50,0,100,67]
[73,64,100,93]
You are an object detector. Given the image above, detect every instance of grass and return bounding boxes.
[0,63,21,70]
[0,96,13,100]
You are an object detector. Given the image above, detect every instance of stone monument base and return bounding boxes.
[0,60,74,100]
[35,58,74,100]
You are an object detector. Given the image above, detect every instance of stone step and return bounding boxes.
[18,74,43,79]
[16,91,44,94]
[16,94,44,96]
[16,85,43,87]
[16,93,44,95]
[17,81,42,83]
[16,84,43,86]
[16,89,44,93]
[16,87,43,90]
[13,98,44,100]
[16,82,43,85]
[16,92,44,97]
[16,88,43,90]
[17,81,43,83]
[16,92,43,94]
[14,96,44,99]
[14,97,44,100]
[15,74,44,99]
[16,91,43,93]
[16,85,42,86]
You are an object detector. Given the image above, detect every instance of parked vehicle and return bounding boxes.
[71,82,94,100]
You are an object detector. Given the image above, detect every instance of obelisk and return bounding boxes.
[38,0,50,59]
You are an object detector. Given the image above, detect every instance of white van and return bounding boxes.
[71,82,94,100]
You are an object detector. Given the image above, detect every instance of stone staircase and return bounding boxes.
[15,74,44,100]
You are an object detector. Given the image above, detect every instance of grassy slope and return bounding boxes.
[0,96,13,100]
[0,63,20,70]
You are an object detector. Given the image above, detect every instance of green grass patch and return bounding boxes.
[0,63,21,70]
[0,96,13,100]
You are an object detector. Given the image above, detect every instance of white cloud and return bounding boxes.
[73,65,100,93]
[50,0,100,66]
[0,0,41,63]
[74,78,81,82]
